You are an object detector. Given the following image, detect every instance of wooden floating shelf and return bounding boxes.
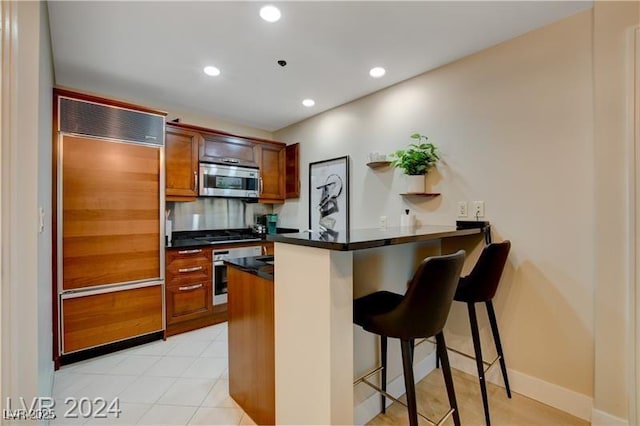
[366,161,392,169]
[399,192,441,197]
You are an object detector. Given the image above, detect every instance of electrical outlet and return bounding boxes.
[457,201,468,218]
[472,201,485,218]
[379,216,387,229]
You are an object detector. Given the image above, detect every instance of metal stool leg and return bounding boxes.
[436,332,461,426]
[400,339,418,426]
[486,300,511,398]
[381,336,388,413]
[468,302,491,426]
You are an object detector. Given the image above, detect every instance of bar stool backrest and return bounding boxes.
[369,250,465,340]
[461,241,511,302]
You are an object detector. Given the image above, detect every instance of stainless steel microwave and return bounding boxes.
[199,163,259,199]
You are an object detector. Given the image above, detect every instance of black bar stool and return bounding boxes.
[437,240,511,426]
[353,250,465,426]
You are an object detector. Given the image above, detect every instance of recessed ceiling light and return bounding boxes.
[203,66,220,76]
[260,5,281,22]
[369,67,386,78]
[302,99,315,107]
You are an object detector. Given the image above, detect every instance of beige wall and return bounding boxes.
[593,0,640,422]
[164,108,273,140]
[276,6,597,414]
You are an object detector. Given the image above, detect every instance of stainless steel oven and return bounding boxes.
[213,245,262,304]
[199,163,259,199]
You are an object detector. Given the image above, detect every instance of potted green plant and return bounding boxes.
[389,133,440,193]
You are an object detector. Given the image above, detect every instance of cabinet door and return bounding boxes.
[285,143,300,199]
[62,284,163,353]
[166,281,213,325]
[166,126,200,200]
[200,133,258,167]
[61,135,161,291]
[259,144,285,203]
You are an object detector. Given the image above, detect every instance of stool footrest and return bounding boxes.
[422,338,501,373]
[360,377,454,426]
[353,365,384,386]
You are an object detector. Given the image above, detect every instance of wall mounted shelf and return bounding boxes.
[366,161,391,169]
[399,192,441,197]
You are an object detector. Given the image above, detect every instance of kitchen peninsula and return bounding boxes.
[266,224,487,425]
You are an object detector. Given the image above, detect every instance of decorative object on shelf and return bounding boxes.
[400,209,416,227]
[309,156,350,240]
[390,133,440,193]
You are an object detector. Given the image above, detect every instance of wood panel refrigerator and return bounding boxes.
[53,90,166,365]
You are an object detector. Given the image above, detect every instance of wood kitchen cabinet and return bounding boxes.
[228,266,275,425]
[166,125,200,201]
[257,143,285,203]
[200,132,259,167]
[165,247,222,336]
[285,143,300,199]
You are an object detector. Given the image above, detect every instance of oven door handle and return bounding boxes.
[214,260,224,266]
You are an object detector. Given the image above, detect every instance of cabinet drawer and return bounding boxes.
[61,284,163,354]
[167,247,211,263]
[166,282,212,325]
[167,262,211,284]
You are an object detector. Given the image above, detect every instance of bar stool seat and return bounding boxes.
[353,250,465,426]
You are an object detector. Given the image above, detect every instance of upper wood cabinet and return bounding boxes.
[258,144,285,203]
[164,121,293,204]
[166,125,200,201]
[200,133,259,167]
[285,143,300,199]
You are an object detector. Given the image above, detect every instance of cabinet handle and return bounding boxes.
[193,171,198,192]
[262,245,266,255]
[178,249,202,254]
[222,158,239,164]
[259,177,263,194]
[178,266,203,273]
[178,283,203,291]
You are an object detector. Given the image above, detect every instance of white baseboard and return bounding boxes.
[447,350,593,422]
[354,351,437,425]
[591,408,628,426]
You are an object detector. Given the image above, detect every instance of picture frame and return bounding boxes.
[309,156,350,240]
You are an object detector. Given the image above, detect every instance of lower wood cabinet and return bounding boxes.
[166,282,212,325]
[165,246,226,336]
[61,284,163,353]
[228,266,275,425]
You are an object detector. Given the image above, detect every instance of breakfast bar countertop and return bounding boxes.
[224,255,275,281]
[267,224,486,251]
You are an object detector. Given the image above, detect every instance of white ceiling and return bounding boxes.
[48,1,592,132]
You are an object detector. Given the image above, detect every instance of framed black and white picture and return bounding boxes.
[309,156,350,240]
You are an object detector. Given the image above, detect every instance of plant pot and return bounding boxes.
[406,175,425,193]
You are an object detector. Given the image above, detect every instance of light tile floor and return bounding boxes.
[51,322,256,426]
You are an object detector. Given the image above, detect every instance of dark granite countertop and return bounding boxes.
[267,224,488,251]
[224,255,275,281]
[166,228,299,249]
